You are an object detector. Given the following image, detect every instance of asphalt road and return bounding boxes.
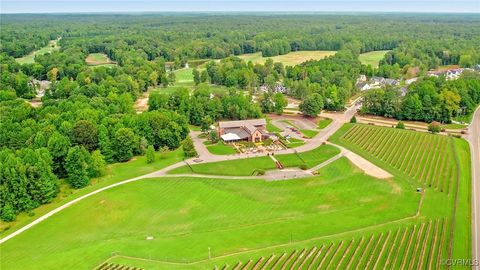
[469,106,480,269]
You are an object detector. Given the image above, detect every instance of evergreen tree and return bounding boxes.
[182,136,197,158]
[146,145,155,164]
[65,146,90,189]
[98,125,114,163]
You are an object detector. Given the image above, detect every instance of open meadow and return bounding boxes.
[237,51,336,66]
[358,50,390,67]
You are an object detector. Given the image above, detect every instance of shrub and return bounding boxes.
[428,121,441,133]
[182,137,198,158]
[146,145,155,164]
[299,164,308,170]
[396,121,405,129]
[350,116,357,123]
[209,130,219,143]
[1,204,16,222]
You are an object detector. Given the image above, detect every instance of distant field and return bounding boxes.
[238,51,336,66]
[174,67,195,84]
[15,39,60,64]
[358,50,390,67]
[85,53,116,67]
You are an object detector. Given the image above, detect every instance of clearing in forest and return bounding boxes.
[85,53,117,67]
[15,38,61,64]
[238,51,336,66]
[358,50,389,67]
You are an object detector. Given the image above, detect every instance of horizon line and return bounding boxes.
[2,10,480,15]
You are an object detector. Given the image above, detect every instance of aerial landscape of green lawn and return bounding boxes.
[0,123,471,270]
[0,157,420,270]
[1,9,478,270]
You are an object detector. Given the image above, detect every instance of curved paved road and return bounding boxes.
[468,106,480,269]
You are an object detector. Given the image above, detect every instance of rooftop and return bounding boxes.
[219,119,266,129]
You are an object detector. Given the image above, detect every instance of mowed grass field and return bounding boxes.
[238,51,336,66]
[85,53,117,68]
[0,124,470,270]
[15,39,60,64]
[0,149,184,237]
[0,157,419,270]
[358,50,390,67]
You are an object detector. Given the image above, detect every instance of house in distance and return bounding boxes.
[218,119,268,143]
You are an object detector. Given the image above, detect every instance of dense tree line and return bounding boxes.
[204,57,284,90]
[148,84,262,126]
[2,14,479,71]
[361,74,480,123]
[286,48,364,111]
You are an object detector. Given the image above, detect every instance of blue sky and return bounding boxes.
[1,0,479,14]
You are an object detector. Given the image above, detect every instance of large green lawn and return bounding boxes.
[358,50,390,67]
[0,148,184,238]
[0,157,419,270]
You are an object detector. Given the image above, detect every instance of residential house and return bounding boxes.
[357,74,367,83]
[370,76,386,88]
[356,81,372,91]
[405,77,418,85]
[218,119,268,142]
[259,82,288,94]
[385,78,400,86]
